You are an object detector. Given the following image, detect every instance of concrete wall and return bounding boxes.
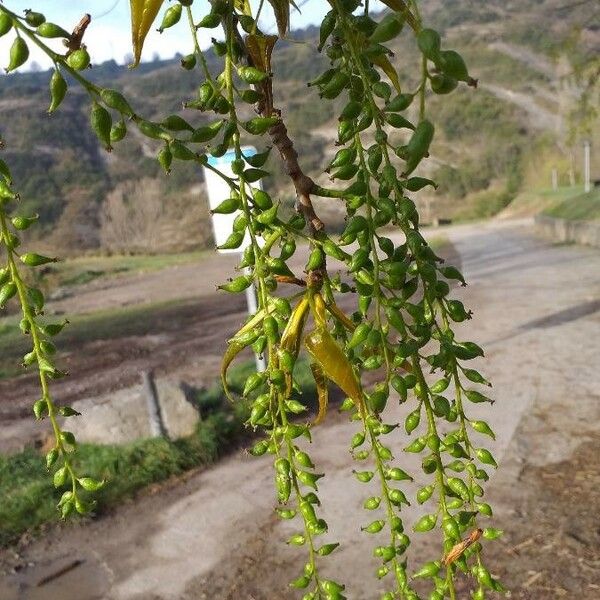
[535,214,600,248]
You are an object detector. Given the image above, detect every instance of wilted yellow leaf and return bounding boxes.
[310,362,329,425]
[304,327,362,404]
[129,0,164,67]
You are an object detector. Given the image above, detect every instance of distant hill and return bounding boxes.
[0,1,597,253]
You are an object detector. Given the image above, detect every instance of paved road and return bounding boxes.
[3,218,600,599]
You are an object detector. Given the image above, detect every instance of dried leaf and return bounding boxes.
[245,34,278,75]
[310,362,328,425]
[267,0,290,38]
[129,0,165,67]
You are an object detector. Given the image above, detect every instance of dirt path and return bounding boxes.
[3,219,600,599]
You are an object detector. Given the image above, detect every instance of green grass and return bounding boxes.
[0,359,317,547]
[505,186,586,217]
[542,189,600,221]
[40,251,209,289]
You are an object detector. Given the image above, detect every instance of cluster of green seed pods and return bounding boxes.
[0,0,502,597]
[0,150,104,517]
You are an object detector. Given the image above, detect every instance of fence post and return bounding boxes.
[141,370,167,438]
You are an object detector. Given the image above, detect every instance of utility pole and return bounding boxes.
[583,139,591,193]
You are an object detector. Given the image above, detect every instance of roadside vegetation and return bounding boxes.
[0,359,317,547]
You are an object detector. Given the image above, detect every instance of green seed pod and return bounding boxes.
[67,47,90,71]
[157,145,172,174]
[90,103,113,151]
[78,477,105,492]
[24,10,46,27]
[20,253,57,267]
[405,409,421,434]
[447,477,470,500]
[470,420,495,440]
[404,436,427,453]
[339,100,362,121]
[362,519,385,533]
[372,81,391,100]
[354,470,374,483]
[476,447,497,468]
[386,467,412,481]
[386,113,415,130]
[171,140,197,161]
[320,72,350,100]
[413,561,440,579]
[180,53,196,70]
[439,49,470,81]
[158,3,182,32]
[238,66,268,84]
[442,516,461,540]
[33,398,48,419]
[416,484,434,504]
[243,116,279,135]
[256,205,279,225]
[11,214,38,230]
[329,147,356,171]
[0,13,13,37]
[110,119,127,143]
[347,323,371,349]
[297,470,323,489]
[28,287,44,313]
[306,246,324,271]
[36,22,69,38]
[197,13,221,28]
[388,489,408,506]
[413,513,437,532]
[317,543,339,557]
[100,89,134,116]
[218,274,251,292]
[6,36,29,73]
[251,189,272,210]
[351,432,365,449]
[430,73,458,95]
[417,28,441,61]
[45,447,59,470]
[48,69,67,113]
[370,14,404,44]
[53,466,68,488]
[385,93,414,112]
[374,545,396,562]
[318,10,336,51]
[211,196,240,214]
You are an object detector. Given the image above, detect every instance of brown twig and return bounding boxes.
[236,29,325,237]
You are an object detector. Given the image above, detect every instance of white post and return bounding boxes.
[551,168,558,191]
[584,140,591,193]
[243,266,266,372]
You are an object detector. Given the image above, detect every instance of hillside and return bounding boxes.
[0,1,597,253]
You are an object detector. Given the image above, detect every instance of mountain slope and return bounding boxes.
[0,1,597,252]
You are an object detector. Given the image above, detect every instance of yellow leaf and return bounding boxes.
[221,308,269,401]
[235,0,253,16]
[281,296,310,357]
[310,362,328,425]
[371,54,402,94]
[326,301,355,332]
[129,0,165,67]
[304,327,362,405]
[221,339,246,402]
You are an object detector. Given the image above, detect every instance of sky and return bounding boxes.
[0,0,382,71]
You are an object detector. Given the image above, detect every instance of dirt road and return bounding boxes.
[2,218,600,599]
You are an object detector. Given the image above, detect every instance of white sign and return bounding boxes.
[203,146,259,254]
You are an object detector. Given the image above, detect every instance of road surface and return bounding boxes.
[2,218,600,599]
